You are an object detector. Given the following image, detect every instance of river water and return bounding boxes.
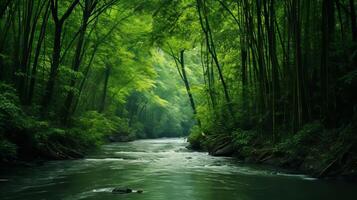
[0,138,355,200]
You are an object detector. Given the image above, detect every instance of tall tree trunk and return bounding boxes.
[41,0,79,115]
[72,43,99,115]
[0,0,11,19]
[99,65,111,113]
[320,0,335,124]
[181,50,201,126]
[350,0,357,42]
[196,0,233,116]
[62,4,92,123]
[27,2,50,105]
[265,0,280,140]
[41,23,62,112]
[18,0,35,103]
[293,0,305,129]
[349,0,357,69]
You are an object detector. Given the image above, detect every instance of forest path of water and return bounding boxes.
[0,138,355,200]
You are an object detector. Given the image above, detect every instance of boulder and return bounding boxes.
[210,143,234,157]
[112,188,132,194]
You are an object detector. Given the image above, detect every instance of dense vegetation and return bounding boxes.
[181,0,357,177]
[0,0,356,177]
[0,0,196,162]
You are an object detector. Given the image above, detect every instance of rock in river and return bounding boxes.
[112,187,143,194]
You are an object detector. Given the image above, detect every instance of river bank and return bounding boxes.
[189,131,357,181]
[187,122,357,180]
[0,134,136,168]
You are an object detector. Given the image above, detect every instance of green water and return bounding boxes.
[0,138,355,200]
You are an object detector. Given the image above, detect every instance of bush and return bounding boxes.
[68,111,118,147]
[188,125,205,149]
[130,121,145,138]
[0,82,26,132]
[278,122,324,157]
[232,129,255,148]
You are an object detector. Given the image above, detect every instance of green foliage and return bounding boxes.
[0,83,129,161]
[0,139,17,161]
[187,125,205,149]
[232,129,255,149]
[0,83,25,131]
[78,112,116,140]
[71,111,132,147]
[278,122,324,157]
[340,70,357,85]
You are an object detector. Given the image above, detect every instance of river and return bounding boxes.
[0,138,355,200]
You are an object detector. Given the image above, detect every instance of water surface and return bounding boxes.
[0,138,355,200]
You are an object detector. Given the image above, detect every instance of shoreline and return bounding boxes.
[187,141,357,181]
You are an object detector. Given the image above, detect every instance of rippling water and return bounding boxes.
[0,138,355,200]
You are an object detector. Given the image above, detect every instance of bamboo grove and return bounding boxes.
[0,0,356,172]
[183,0,357,138]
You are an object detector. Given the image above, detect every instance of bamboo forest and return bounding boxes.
[0,0,356,199]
